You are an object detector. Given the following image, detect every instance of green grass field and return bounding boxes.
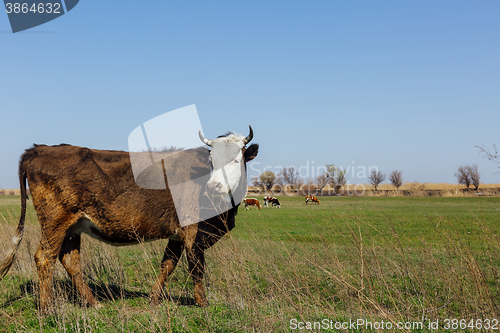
[237,196,500,247]
[0,195,499,332]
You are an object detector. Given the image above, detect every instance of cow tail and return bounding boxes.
[0,159,27,280]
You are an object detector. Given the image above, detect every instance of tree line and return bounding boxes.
[251,163,490,194]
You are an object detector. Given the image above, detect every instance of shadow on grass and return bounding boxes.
[0,279,196,310]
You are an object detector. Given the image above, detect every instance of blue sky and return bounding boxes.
[1,0,499,188]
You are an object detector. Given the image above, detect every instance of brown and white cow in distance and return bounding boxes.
[0,126,258,313]
[263,196,281,208]
[305,195,320,204]
[243,198,261,210]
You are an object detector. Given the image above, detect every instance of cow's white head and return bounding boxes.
[199,126,259,202]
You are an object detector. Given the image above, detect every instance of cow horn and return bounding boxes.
[243,125,253,145]
[199,131,212,146]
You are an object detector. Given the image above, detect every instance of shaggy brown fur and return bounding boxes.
[0,141,258,313]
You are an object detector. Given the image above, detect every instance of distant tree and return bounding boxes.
[291,177,303,195]
[301,178,318,196]
[316,172,329,194]
[389,170,403,189]
[278,167,298,185]
[368,170,386,191]
[335,168,347,187]
[454,164,480,190]
[469,164,480,190]
[256,171,277,193]
[250,176,263,192]
[455,165,471,189]
[278,167,299,193]
[325,164,337,183]
[322,164,347,194]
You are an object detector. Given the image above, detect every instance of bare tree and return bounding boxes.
[325,164,337,183]
[455,165,473,189]
[389,170,403,189]
[250,176,263,193]
[295,177,305,194]
[316,172,329,195]
[455,164,481,190]
[455,166,471,189]
[455,165,480,190]
[278,167,298,185]
[301,178,318,196]
[335,168,347,187]
[321,164,347,194]
[368,170,386,191]
[278,167,299,193]
[469,164,480,190]
[476,144,499,171]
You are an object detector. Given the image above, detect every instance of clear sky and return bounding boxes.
[1,0,499,189]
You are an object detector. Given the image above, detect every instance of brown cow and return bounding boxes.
[0,127,258,313]
[305,195,320,204]
[243,198,261,210]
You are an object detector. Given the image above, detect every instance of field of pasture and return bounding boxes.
[0,195,499,332]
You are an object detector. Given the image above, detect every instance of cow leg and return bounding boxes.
[34,235,64,314]
[150,240,184,305]
[58,234,101,308]
[186,246,209,307]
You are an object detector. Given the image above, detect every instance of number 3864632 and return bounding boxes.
[5,3,61,14]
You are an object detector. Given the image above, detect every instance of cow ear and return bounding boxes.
[244,144,259,162]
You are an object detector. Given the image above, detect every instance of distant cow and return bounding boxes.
[0,126,258,313]
[270,197,281,208]
[305,195,320,205]
[244,198,261,210]
[264,196,281,208]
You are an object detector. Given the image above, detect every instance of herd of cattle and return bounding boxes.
[243,195,320,210]
[243,196,280,209]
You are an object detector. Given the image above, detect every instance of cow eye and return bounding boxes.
[233,159,240,164]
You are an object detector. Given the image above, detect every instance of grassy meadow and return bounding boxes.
[0,195,499,332]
